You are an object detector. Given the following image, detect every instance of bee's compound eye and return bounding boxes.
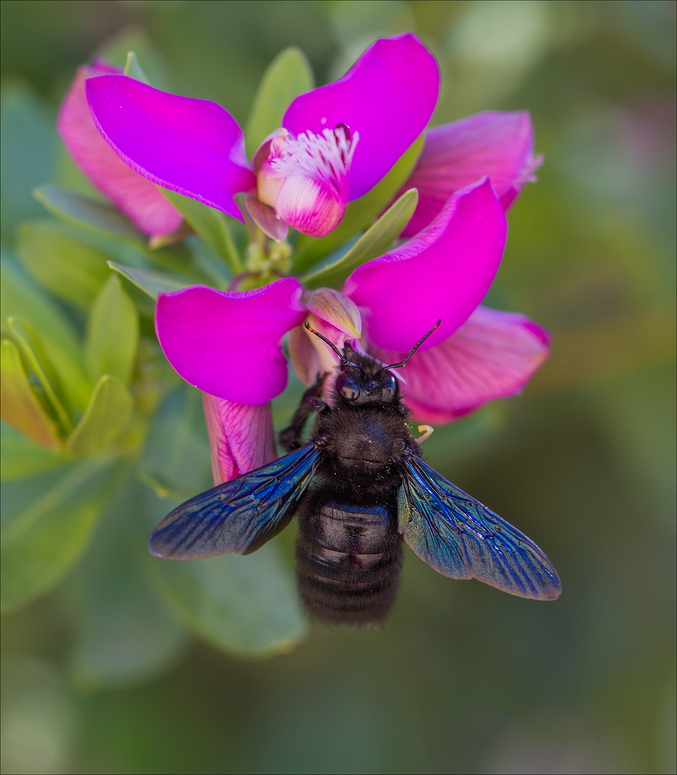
[386,373,399,396]
[336,374,360,401]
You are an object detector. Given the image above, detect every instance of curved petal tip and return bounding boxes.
[155,279,305,405]
[283,33,439,201]
[344,178,507,352]
[86,75,255,223]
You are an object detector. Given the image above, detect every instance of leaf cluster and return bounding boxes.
[1,40,424,680]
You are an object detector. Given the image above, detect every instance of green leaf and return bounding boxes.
[85,275,139,385]
[292,133,424,273]
[16,219,112,308]
[33,184,144,243]
[140,385,213,500]
[72,479,187,690]
[123,51,150,84]
[1,421,65,480]
[108,261,190,299]
[302,188,419,289]
[74,548,187,690]
[95,27,172,92]
[65,376,134,458]
[1,338,62,452]
[159,189,243,274]
[1,458,123,613]
[145,538,308,658]
[1,252,91,413]
[7,317,72,433]
[245,46,314,158]
[185,236,232,290]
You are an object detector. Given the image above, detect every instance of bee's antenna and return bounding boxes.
[304,320,343,360]
[384,319,441,370]
[303,320,365,371]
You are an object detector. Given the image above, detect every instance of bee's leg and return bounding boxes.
[279,372,328,452]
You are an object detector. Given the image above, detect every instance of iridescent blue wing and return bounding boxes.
[398,453,561,600]
[149,443,321,559]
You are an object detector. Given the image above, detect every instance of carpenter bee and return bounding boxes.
[149,321,561,624]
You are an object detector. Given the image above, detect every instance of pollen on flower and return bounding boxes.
[271,124,359,196]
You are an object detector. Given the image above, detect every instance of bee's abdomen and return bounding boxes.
[296,496,403,625]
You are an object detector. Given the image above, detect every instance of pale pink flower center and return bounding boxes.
[271,124,358,199]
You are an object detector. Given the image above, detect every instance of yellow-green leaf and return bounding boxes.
[159,189,243,273]
[85,274,139,385]
[302,188,419,289]
[245,46,314,158]
[123,51,149,83]
[33,184,143,243]
[1,458,122,612]
[66,375,134,458]
[7,317,72,433]
[108,261,189,299]
[2,253,91,413]
[1,421,65,480]
[1,338,61,453]
[16,219,112,308]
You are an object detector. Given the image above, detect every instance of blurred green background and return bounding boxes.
[1,1,675,773]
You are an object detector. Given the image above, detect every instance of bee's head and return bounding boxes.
[303,320,441,406]
[334,344,399,404]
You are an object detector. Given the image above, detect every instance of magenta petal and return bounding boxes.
[275,173,346,238]
[343,179,507,352]
[86,75,256,222]
[399,111,542,237]
[283,33,439,201]
[202,393,277,485]
[58,63,183,237]
[155,279,305,405]
[368,306,551,423]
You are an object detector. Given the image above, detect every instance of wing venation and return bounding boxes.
[149,443,321,559]
[398,453,561,600]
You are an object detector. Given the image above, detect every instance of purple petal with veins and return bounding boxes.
[398,111,543,237]
[202,394,277,485]
[343,178,507,353]
[368,306,551,423]
[86,75,255,222]
[155,279,305,405]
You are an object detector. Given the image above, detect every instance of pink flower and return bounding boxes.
[397,110,544,237]
[202,394,277,486]
[57,59,183,241]
[85,34,439,239]
[83,34,549,484]
[153,177,548,483]
[367,306,550,424]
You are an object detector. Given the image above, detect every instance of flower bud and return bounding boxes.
[254,125,358,238]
